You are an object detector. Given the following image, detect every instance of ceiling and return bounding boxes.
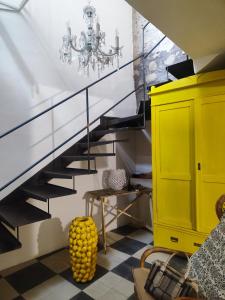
[126,0,225,60]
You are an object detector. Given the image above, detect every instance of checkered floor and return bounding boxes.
[0,225,153,300]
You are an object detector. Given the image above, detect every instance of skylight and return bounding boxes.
[0,0,29,11]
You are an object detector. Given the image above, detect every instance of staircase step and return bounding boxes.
[78,139,128,147]
[44,168,97,179]
[0,222,22,254]
[21,183,76,202]
[81,153,116,157]
[62,155,96,162]
[0,201,51,230]
[91,127,143,137]
[101,114,143,128]
[166,59,194,79]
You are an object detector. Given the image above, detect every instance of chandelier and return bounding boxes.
[60,2,123,76]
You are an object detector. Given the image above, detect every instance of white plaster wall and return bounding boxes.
[0,0,136,270]
[0,0,136,200]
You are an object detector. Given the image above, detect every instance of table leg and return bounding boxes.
[90,197,94,217]
[101,197,107,254]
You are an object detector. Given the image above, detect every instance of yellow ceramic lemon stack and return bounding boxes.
[69,216,98,283]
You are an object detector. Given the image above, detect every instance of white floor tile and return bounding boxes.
[128,229,153,244]
[40,249,70,273]
[106,231,124,245]
[133,246,169,264]
[23,275,80,300]
[0,279,19,300]
[84,280,110,299]
[97,247,129,270]
[132,245,153,260]
[97,272,134,298]
[97,288,127,300]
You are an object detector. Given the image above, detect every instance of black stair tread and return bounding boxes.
[21,183,76,202]
[166,59,194,79]
[101,114,143,127]
[0,222,22,254]
[0,201,51,229]
[80,153,116,157]
[78,139,128,147]
[62,155,96,161]
[91,127,143,136]
[44,168,97,179]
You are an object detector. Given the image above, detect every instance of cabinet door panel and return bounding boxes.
[197,94,225,233]
[155,101,194,229]
[157,179,193,228]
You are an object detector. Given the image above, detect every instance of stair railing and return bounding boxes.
[0,22,166,192]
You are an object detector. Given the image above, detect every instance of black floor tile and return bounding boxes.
[61,264,108,290]
[70,291,94,300]
[112,225,140,236]
[112,257,151,282]
[5,262,55,294]
[110,237,146,255]
[13,297,25,300]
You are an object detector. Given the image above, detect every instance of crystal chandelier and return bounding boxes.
[60,1,123,76]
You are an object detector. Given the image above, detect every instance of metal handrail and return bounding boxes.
[0,22,167,192]
[0,54,143,140]
[0,84,143,192]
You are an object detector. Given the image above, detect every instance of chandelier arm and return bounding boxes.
[98,47,118,57]
[70,32,88,53]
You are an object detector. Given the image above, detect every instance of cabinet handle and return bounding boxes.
[197,162,201,170]
[170,236,179,243]
[193,242,201,247]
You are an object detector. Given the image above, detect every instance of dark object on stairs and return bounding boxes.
[166,59,195,79]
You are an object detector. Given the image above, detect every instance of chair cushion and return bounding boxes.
[133,268,155,300]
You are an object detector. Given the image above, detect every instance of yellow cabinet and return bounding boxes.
[151,70,225,253]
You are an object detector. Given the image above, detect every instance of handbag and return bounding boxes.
[144,252,198,300]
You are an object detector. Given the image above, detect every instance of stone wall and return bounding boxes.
[132,10,187,104]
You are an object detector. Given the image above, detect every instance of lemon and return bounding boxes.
[82,257,88,263]
[77,240,83,247]
[76,234,81,240]
[76,251,81,258]
[82,246,87,253]
[87,239,92,245]
[90,231,96,237]
[87,251,91,257]
[81,233,87,240]
[76,227,81,234]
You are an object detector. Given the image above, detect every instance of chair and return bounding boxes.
[132,195,225,300]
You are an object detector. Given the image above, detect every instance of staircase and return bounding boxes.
[0,21,193,255]
[0,113,143,254]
